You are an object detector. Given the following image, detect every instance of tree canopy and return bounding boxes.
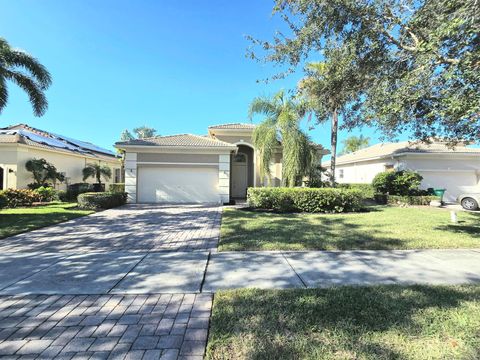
[0,37,52,117]
[248,0,480,143]
[82,164,112,185]
[25,158,64,187]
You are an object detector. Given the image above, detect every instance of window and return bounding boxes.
[114,168,121,183]
[339,169,344,179]
[385,164,394,172]
[233,153,247,163]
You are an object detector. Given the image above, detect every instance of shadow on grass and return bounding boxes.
[207,285,480,360]
[220,209,404,251]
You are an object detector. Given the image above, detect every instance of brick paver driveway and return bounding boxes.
[0,204,221,254]
[0,205,220,359]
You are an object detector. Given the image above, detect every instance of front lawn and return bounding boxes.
[0,202,93,239]
[206,285,480,360]
[219,206,480,251]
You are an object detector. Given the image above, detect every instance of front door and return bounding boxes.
[231,153,248,198]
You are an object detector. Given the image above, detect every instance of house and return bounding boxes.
[115,123,329,204]
[0,124,121,191]
[325,140,480,202]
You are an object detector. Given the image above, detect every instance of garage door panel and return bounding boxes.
[420,171,479,202]
[138,166,220,203]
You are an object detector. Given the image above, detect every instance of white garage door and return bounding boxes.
[420,171,479,202]
[137,166,220,203]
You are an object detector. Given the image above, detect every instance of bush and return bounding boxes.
[247,187,364,213]
[0,189,41,208]
[338,183,375,199]
[34,186,58,202]
[109,183,125,193]
[387,195,440,206]
[66,183,93,201]
[57,190,68,202]
[0,192,7,209]
[372,170,423,195]
[77,192,127,210]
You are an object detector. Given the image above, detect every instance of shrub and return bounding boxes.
[372,170,423,195]
[57,190,68,202]
[247,187,364,213]
[77,192,127,210]
[109,183,125,193]
[0,189,41,208]
[66,183,94,201]
[338,183,375,199]
[0,192,7,209]
[34,186,58,202]
[387,195,440,206]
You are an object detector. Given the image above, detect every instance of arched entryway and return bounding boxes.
[231,144,254,198]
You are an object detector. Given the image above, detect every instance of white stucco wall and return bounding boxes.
[0,144,121,191]
[335,159,395,184]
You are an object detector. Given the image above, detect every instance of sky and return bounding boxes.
[0,0,402,155]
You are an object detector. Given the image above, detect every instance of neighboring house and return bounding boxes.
[325,140,480,202]
[115,123,328,204]
[0,124,121,191]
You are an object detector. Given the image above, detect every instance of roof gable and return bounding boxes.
[115,134,236,148]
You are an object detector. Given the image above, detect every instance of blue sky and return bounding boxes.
[0,0,394,154]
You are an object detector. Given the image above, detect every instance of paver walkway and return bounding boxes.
[0,293,211,359]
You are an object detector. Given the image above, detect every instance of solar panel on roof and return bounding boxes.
[51,133,116,156]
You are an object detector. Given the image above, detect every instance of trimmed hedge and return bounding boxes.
[109,183,125,193]
[0,189,41,208]
[387,195,440,206]
[77,192,127,210]
[338,183,375,199]
[247,187,364,213]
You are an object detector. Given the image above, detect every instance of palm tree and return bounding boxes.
[0,37,52,116]
[340,135,370,155]
[249,90,317,187]
[298,50,363,185]
[82,164,112,191]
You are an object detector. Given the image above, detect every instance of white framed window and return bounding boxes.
[114,168,121,183]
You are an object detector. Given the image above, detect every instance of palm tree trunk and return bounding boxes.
[330,108,338,186]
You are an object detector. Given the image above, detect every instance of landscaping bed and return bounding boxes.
[206,285,480,360]
[219,206,480,251]
[0,202,93,239]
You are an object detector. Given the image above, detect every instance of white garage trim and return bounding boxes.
[137,162,218,166]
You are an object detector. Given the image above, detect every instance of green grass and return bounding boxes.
[206,285,480,360]
[219,206,480,251]
[0,202,93,239]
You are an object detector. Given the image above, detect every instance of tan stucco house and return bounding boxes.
[0,124,121,191]
[115,123,328,204]
[325,140,480,202]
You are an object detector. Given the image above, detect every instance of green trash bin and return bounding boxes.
[433,188,446,202]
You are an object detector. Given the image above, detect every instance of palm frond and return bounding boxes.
[248,96,278,119]
[3,49,52,89]
[0,76,7,114]
[3,69,48,116]
[252,119,277,183]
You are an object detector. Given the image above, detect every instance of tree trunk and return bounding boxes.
[330,108,338,186]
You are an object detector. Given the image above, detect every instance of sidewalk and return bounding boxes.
[203,249,480,291]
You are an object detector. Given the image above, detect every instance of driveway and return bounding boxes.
[0,204,219,359]
[0,204,221,254]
